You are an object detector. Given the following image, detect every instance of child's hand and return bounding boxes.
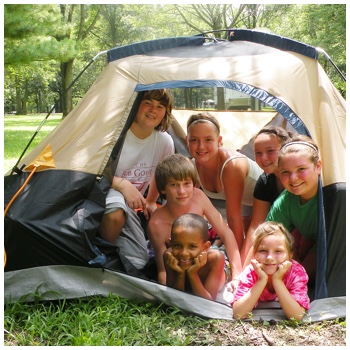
[188,251,208,274]
[251,258,268,281]
[272,260,292,280]
[164,251,183,274]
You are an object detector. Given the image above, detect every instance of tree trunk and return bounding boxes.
[61,58,74,118]
[217,87,225,110]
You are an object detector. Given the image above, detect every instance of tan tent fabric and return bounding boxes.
[172,110,278,152]
[18,41,345,186]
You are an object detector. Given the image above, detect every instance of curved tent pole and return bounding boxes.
[10,50,108,176]
[316,47,346,81]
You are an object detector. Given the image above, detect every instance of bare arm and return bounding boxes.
[222,158,248,250]
[187,250,225,300]
[272,261,306,321]
[201,191,242,280]
[233,259,268,319]
[147,215,170,285]
[144,174,159,219]
[164,250,186,290]
[240,198,271,264]
[112,176,146,210]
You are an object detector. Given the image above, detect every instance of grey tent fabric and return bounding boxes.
[4,265,345,322]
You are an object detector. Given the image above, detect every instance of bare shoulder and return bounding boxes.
[206,248,225,267]
[148,206,172,234]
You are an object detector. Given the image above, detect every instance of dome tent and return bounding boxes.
[4,29,346,321]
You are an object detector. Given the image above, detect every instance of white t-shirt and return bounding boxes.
[115,129,175,195]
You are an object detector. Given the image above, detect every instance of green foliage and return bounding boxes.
[4,4,346,117]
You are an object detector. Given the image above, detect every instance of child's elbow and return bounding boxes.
[291,310,306,322]
[232,305,248,320]
[286,307,306,322]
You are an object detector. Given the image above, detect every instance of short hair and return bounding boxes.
[186,112,221,135]
[171,213,209,241]
[253,221,294,254]
[279,134,319,166]
[142,89,174,132]
[255,125,294,145]
[155,154,197,200]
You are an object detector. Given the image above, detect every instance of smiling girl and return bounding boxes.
[186,112,262,251]
[241,126,294,263]
[232,222,310,321]
[266,135,321,285]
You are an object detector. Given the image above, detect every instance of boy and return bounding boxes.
[99,89,174,269]
[148,153,242,286]
[165,213,227,300]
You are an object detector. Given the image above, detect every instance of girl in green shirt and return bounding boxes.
[267,135,322,285]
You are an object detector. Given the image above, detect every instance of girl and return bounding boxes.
[232,221,310,321]
[186,112,263,251]
[266,135,321,284]
[99,89,175,269]
[240,126,294,264]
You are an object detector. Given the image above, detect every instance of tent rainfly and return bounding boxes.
[4,29,346,322]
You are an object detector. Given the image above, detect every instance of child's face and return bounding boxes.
[279,153,321,202]
[254,133,280,174]
[162,177,194,205]
[254,234,291,275]
[170,226,210,271]
[134,99,166,130]
[186,122,222,163]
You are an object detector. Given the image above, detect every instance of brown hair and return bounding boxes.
[253,221,294,255]
[155,154,197,200]
[142,89,174,132]
[186,112,221,135]
[255,125,294,145]
[279,134,319,166]
[171,213,209,242]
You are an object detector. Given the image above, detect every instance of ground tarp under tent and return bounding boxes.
[4,29,346,322]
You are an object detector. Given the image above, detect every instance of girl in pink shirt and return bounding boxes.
[232,221,309,321]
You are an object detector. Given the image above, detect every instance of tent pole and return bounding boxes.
[10,50,108,176]
[316,47,346,82]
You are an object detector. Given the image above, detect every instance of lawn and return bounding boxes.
[3,114,346,346]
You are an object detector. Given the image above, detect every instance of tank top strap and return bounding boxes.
[220,154,247,181]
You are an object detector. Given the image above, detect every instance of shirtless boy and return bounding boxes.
[147,153,242,286]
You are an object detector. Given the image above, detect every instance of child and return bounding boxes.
[240,126,294,264]
[99,89,175,269]
[186,112,263,252]
[232,221,310,321]
[266,135,321,284]
[164,213,227,300]
[147,153,242,286]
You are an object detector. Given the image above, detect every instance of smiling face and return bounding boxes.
[133,98,166,131]
[254,133,280,174]
[254,234,291,275]
[186,121,222,163]
[162,177,194,206]
[279,153,321,203]
[170,226,210,270]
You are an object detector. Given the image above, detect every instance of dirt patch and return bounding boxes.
[192,318,346,346]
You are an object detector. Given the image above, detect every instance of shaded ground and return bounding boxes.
[191,318,346,346]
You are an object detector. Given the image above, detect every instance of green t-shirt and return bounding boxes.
[266,189,318,242]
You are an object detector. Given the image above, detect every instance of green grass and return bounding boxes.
[4,295,209,346]
[4,113,62,174]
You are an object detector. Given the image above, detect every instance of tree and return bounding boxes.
[56,5,102,117]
